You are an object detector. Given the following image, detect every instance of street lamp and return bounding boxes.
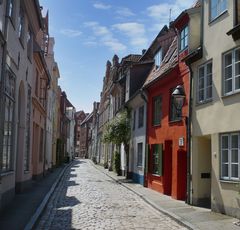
[172,85,186,115]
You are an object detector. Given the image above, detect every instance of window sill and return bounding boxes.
[169,119,182,124]
[1,170,14,177]
[195,99,213,107]
[152,174,161,177]
[24,170,30,174]
[219,179,240,184]
[137,166,143,170]
[222,90,240,99]
[209,10,228,25]
[152,123,161,127]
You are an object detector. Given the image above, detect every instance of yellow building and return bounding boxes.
[190,0,240,219]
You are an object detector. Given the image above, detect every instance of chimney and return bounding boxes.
[142,49,146,55]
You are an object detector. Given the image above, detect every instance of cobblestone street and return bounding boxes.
[36,159,187,230]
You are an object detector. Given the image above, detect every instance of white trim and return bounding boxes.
[220,132,240,181]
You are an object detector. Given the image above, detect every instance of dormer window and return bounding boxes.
[8,0,14,18]
[154,48,162,69]
[18,7,24,41]
[180,25,188,51]
[210,0,227,21]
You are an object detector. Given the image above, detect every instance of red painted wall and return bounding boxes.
[146,60,189,200]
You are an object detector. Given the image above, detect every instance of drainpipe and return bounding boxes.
[140,89,148,187]
[186,64,193,205]
[0,1,10,181]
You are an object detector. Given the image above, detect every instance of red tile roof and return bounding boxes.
[143,36,178,88]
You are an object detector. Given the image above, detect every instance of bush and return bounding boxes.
[114,151,121,176]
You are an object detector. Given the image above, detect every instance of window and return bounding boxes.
[170,89,182,121]
[235,0,240,25]
[180,26,188,51]
[27,28,32,60]
[137,143,143,167]
[152,144,163,175]
[154,48,162,68]
[221,133,240,181]
[39,128,44,162]
[18,7,24,40]
[40,77,47,108]
[132,110,136,130]
[138,106,144,128]
[223,47,240,95]
[210,0,227,21]
[152,96,162,126]
[197,61,213,103]
[35,69,39,97]
[1,67,15,172]
[24,85,31,171]
[7,0,14,18]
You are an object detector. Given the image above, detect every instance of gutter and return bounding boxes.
[186,65,193,205]
[140,88,148,187]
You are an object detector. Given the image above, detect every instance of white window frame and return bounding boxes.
[18,7,24,40]
[154,48,162,68]
[180,25,188,51]
[210,0,227,21]
[197,61,213,103]
[223,47,240,95]
[220,133,240,181]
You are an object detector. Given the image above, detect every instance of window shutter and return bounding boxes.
[158,144,163,176]
[145,144,149,174]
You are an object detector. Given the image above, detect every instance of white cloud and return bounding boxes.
[113,22,148,47]
[147,0,196,22]
[93,2,111,10]
[84,41,97,46]
[60,29,82,37]
[149,23,165,32]
[116,7,135,17]
[84,21,126,52]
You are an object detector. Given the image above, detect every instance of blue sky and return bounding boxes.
[39,0,195,113]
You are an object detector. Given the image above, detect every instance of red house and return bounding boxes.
[143,12,191,200]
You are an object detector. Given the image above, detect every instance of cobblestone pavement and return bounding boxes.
[36,160,188,230]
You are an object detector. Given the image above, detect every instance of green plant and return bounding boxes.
[102,108,131,176]
[114,151,121,176]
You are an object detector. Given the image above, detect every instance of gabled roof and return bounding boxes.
[81,112,93,125]
[139,25,169,61]
[143,36,178,88]
[120,54,142,65]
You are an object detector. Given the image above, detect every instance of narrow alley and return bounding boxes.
[36,160,187,230]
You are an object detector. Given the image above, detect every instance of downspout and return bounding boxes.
[186,64,193,205]
[140,88,148,187]
[0,1,10,180]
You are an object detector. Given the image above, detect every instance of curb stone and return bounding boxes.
[90,160,197,230]
[24,161,74,230]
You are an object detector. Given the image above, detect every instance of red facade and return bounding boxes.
[145,15,190,200]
